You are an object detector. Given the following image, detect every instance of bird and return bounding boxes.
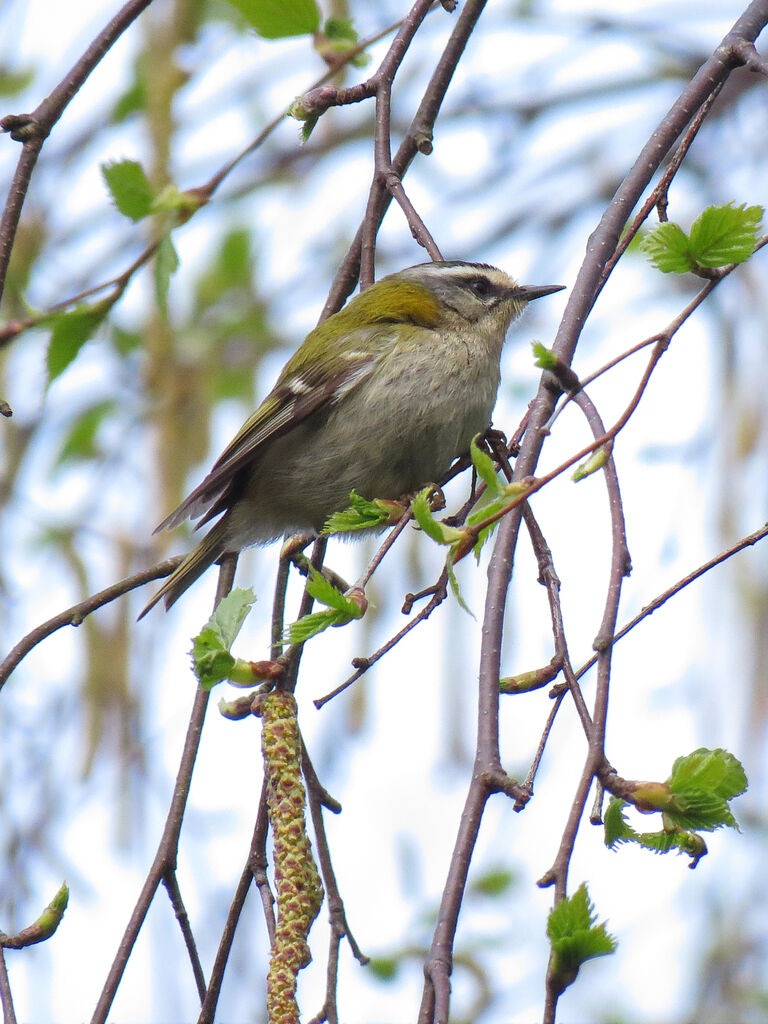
[140,259,563,616]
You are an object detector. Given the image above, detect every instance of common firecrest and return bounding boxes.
[141,260,563,615]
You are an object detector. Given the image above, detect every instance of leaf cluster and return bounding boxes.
[547,883,617,996]
[189,589,257,690]
[323,490,406,533]
[284,566,366,644]
[640,202,763,274]
[604,748,747,867]
[409,439,530,611]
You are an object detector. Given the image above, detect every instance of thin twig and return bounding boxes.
[91,555,237,1024]
[575,520,768,685]
[162,871,207,1002]
[0,557,182,690]
[0,16,404,342]
[324,0,490,317]
[197,782,273,1024]
[523,505,593,739]
[282,537,329,691]
[420,6,768,1020]
[0,948,17,1024]
[313,567,449,709]
[596,84,724,292]
[304,746,367,1024]
[0,0,156,305]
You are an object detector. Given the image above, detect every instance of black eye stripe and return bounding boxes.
[464,276,500,300]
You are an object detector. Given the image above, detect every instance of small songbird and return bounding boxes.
[140,260,563,615]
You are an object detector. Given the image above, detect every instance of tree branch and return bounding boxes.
[0,0,155,305]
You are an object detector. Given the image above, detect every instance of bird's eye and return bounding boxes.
[468,277,492,298]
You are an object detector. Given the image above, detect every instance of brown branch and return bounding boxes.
[355,507,415,591]
[313,567,449,709]
[385,171,442,257]
[91,555,237,1024]
[162,871,206,1003]
[420,7,768,1019]
[457,246,762,554]
[537,390,630,905]
[729,35,768,74]
[304,748,367,1024]
[323,0,489,317]
[0,16,405,346]
[575,520,768,685]
[0,557,182,691]
[0,0,156,306]
[596,84,723,290]
[197,782,273,1024]
[281,537,329,692]
[522,505,593,739]
[0,948,17,1024]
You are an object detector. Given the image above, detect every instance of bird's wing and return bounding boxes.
[154,348,379,532]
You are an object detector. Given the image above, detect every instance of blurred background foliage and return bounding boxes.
[0,1,767,1021]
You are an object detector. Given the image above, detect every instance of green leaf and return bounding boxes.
[470,435,503,496]
[603,797,631,849]
[0,67,35,98]
[111,75,147,122]
[663,747,747,831]
[464,493,501,529]
[604,798,709,862]
[151,183,204,220]
[31,881,69,942]
[668,747,747,801]
[368,956,400,981]
[285,607,351,644]
[688,202,763,268]
[284,567,365,644]
[206,588,256,649]
[547,883,617,995]
[195,227,252,308]
[226,0,320,38]
[604,749,746,864]
[318,18,369,68]
[190,589,256,689]
[287,95,322,142]
[470,866,516,897]
[411,488,464,546]
[324,490,394,533]
[46,301,110,385]
[218,227,252,287]
[305,566,348,610]
[572,444,611,482]
[111,325,141,355]
[640,222,693,273]
[641,203,763,274]
[101,159,155,221]
[299,114,320,144]
[532,341,559,370]
[2,882,69,949]
[193,647,236,690]
[465,477,529,559]
[446,559,474,617]
[54,400,115,470]
[324,17,357,43]
[155,233,180,316]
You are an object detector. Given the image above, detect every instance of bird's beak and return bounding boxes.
[513,283,566,302]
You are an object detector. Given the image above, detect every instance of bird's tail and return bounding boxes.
[139,521,229,619]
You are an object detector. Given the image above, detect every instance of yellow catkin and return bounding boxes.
[253,690,324,1024]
